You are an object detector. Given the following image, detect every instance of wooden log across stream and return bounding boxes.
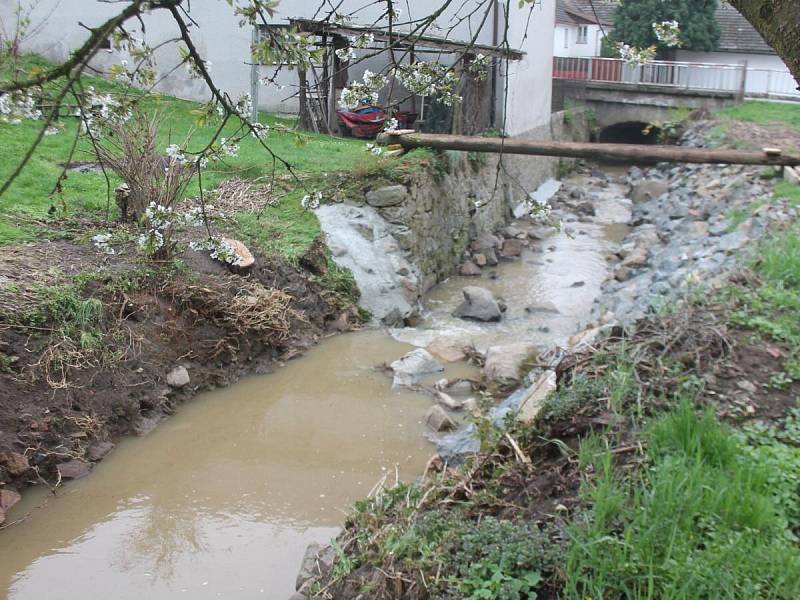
[376,131,800,167]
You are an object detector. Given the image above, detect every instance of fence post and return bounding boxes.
[737,60,748,102]
[587,57,594,81]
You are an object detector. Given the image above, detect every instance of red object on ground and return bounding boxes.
[336,106,386,138]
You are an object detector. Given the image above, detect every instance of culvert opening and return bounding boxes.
[596,121,661,145]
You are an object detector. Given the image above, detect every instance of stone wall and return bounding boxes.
[318,112,589,325]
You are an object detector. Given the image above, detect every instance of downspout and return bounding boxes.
[490,0,499,127]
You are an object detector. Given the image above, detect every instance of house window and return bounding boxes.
[563,28,569,49]
[577,25,588,45]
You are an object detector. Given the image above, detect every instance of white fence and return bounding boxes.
[553,56,800,101]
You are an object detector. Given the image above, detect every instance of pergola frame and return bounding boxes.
[249,17,525,135]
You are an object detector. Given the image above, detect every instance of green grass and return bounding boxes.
[729,225,800,378]
[718,101,800,130]
[0,54,376,248]
[566,402,800,600]
[775,180,800,208]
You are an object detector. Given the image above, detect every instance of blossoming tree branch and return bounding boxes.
[0,0,797,264]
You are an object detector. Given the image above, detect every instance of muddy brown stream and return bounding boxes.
[0,173,631,600]
[0,331,474,599]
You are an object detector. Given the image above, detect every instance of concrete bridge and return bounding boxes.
[552,57,751,142]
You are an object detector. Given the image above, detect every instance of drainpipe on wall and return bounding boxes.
[490,0,499,127]
[250,26,259,123]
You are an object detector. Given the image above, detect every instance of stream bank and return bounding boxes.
[300,121,800,600]
[3,113,795,599]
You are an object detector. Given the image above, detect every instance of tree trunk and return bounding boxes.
[377,131,800,166]
[729,0,800,89]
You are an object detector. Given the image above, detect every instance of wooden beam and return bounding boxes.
[376,131,800,167]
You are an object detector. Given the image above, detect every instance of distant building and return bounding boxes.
[553,0,796,99]
[553,0,612,58]
[675,3,794,98]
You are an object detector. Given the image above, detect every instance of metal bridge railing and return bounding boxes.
[553,56,799,101]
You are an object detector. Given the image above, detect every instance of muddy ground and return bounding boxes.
[0,231,356,512]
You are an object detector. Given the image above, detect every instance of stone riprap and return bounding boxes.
[594,157,797,325]
[438,123,800,463]
[318,149,557,325]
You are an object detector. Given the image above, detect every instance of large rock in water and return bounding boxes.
[453,286,503,322]
[56,460,91,480]
[425,405,457,432]
[166,365,190,388]
[390,349,444,389]
[483,342,537,383]
[426,335,468,362]
[0,489,21,512]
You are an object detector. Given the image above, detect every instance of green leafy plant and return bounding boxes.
[445,518,554,600]
[566,402,800,599]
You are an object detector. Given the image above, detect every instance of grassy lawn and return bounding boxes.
[0,55,377,251]
[718,100,800,130]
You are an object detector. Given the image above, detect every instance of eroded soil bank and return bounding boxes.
[0,161,629,598]
[0,242,356,506]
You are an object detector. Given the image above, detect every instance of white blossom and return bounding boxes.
[219,137,240,158]
[0,90,43,124]
[394,62,460,106]
[92,232,116,255]
[335,47,357,61]
[166,144,187,164]
[300,191,323,210]
[250,122,270,140]
[338,70,389,110]
[351,33,374,49]
[617,43,657,66]
[234,93,253,118]
[653,20,681,48]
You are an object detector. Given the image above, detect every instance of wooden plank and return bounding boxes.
[376,131,800,166]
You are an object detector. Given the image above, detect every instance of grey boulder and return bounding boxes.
[453,286,504,322]
[390,349,444,389]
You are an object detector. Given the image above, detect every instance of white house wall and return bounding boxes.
[0,0,554,133]
[553,23,605,58]
[676,50,796,97]
[500,0,556,137]
[0,0,252,105]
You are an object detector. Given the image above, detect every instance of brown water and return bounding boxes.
[0,330,465,600]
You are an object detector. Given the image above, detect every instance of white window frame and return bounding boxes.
[563,27,569,49]
[577,25,588,45]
